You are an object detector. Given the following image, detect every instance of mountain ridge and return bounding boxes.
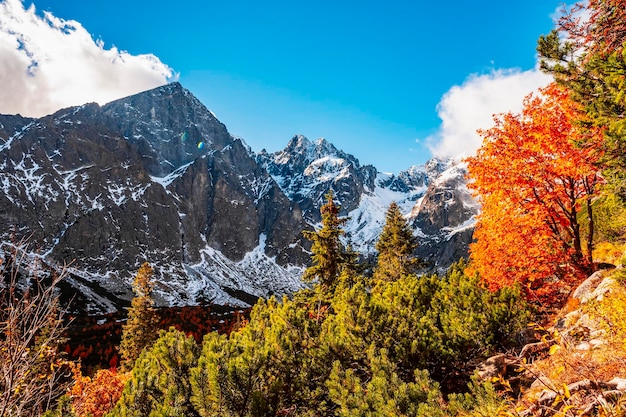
[0,82,477,312]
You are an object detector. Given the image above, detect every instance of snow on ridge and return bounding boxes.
[402,165,427,176]
[303,155,350,181]
[150,160,195,188]
[432,160,468,186]
[442,216,477,240]
[0,121,36,152]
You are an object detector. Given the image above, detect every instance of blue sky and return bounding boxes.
[1,0,561,173]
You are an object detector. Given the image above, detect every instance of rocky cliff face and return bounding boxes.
[0,82,477,312]
[410,162,479,271]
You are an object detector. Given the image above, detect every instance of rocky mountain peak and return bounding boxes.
[0,114,35,143]
[312,137,339,156]
[284,134,312,153]
[0,84,310,313]
[424,157,449,176]
[277,135,347,167]
[375,158,448,194]
[257,134,376,221]
[101,82,231,177]
[410,161,479,270]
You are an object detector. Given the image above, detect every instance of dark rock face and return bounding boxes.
[101,83,232,177]
[0,82,477,312]
[0,83,307,312]
[0,114,34,142]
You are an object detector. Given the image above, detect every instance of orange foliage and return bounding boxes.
[69,364,129,417]
[466,83,603,307]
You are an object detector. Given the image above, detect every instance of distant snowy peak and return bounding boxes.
[257,134,376,221]
[267,135,359,172]
[342,157,456,257]
[375,158,450,194]
[256,135,467,264]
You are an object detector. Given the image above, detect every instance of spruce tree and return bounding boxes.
[373,201,421,283]
[118,262,159,370]
[302,191,349,291]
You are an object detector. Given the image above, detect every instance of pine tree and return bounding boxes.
[327,345,445,417]
[118,262,159,370]
[373,201,421,283]
[302,191,349,291]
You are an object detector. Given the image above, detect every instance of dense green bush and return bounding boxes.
[110,328,199,416]
[109,259,529,416]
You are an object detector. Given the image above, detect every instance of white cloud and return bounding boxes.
[0,0,176,117]
[426,68,552,160]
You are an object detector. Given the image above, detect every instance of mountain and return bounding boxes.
[258,137,478,269]
[0,83,477,313]
[257,135,377,222]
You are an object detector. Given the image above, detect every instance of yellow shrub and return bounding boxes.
[593,241,626,265]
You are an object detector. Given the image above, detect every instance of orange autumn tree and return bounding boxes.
[556,0,626,57]
[467,83,603,307]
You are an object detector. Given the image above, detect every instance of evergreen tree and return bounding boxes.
[302,191,349,291]
[118,262,159,370]
[191,295,333,416]
[323,260,529,379]
[373,201,421,283]
[327,345,445,417]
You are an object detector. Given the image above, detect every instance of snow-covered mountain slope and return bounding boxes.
[259,137,477,268]
[0,83,478,313]
[343,169,431,256]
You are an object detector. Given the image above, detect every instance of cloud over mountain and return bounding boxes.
[427,67,552,160]
[0,0,176,117]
